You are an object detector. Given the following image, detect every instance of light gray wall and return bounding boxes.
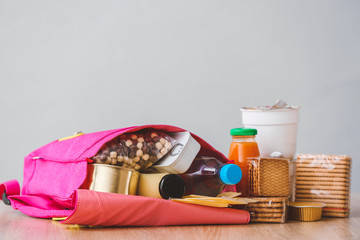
[1,1,359,192]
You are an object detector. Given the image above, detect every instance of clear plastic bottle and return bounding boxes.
[179,156,242,197]
[228,128,260,197]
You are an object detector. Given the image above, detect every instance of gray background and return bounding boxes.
[0,1,359,193]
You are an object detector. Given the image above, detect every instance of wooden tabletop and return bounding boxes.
[0,195,359,240]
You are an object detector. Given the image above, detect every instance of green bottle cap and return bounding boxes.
[230,128,257,136]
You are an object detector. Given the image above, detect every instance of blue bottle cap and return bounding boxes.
[219,164,242,185]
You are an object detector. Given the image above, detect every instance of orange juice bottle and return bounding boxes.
[228,128,260,197]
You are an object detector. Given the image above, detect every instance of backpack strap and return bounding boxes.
[0,180,20,205]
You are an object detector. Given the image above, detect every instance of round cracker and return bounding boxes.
[246,207,285,213]
[296,176,349,182]
[248,202,285,208]
[322,211,350,218]
[250,212,285,218]
[295,193,349,200]
[296,171,350,178]
[296,160,351,168]
[251,197,289,202]
[296,186,350,191]
[295,198,349,204]
[250,217,285,223]
[295,189,349,195]
[296,181,350,187]
[321,203,350,209]
[296,167,351,173]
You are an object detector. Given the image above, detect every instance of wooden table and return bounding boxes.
[0,195,359,240]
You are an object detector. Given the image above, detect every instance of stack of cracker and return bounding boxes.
[245,197,288,223]
[247,158,290,223]
[295,154,351,217]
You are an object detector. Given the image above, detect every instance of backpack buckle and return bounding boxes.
[2,191,11,205]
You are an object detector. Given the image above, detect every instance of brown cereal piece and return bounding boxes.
[137,142,143,149]
[155,142,163,150]
[104,157,111,164]
[142,154,150,161]
[136,149,143,157]
[159,138,166,145]
[125,139,133,147]
[165,141,172,150]
[117,156,124,162]
[110,151,117,159]
[160,147,167,155]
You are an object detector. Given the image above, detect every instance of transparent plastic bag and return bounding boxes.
[295,154,351,218]
[245,197,289,223]
[91,130,175,172]
[248,157,290,197]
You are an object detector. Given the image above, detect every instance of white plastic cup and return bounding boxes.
[240,106,300,160]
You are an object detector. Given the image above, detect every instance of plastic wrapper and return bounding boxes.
[91,130,175,172]
[248,158,290,197]
[295,154,351,218]
[245,197,289,223]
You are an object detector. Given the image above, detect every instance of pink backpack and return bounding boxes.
[0,125,250,226]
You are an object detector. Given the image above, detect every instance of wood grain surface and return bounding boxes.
[0,195,359,240]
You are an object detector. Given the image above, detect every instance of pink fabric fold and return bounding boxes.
[0,180,20,197]
[62,190,250,227]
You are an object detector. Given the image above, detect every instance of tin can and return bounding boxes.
[83,164,139,195]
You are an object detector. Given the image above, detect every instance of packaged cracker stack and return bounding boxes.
[295,154,351,218]
[245,197,289,223]
[247,158,290,223]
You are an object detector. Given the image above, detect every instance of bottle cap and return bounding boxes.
[230,128,257,136]
[219,164,242,185]
[159,174,185,199]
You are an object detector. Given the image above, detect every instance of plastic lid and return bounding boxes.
[159,174,185,199]
[219,164,242,185]
[230,128,257,136]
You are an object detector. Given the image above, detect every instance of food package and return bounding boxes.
[295,154,351,218]
[152,131,201,174]
[289,201,326,221]
[245,197,289,223]
[248,158,290,197]
[91,131,176,172]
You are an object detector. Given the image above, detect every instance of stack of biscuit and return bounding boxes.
[246,197,288,223]
[295,154,351,217]
[247,158,290,223]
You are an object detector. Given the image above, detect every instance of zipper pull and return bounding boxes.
[58,131,85,142]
